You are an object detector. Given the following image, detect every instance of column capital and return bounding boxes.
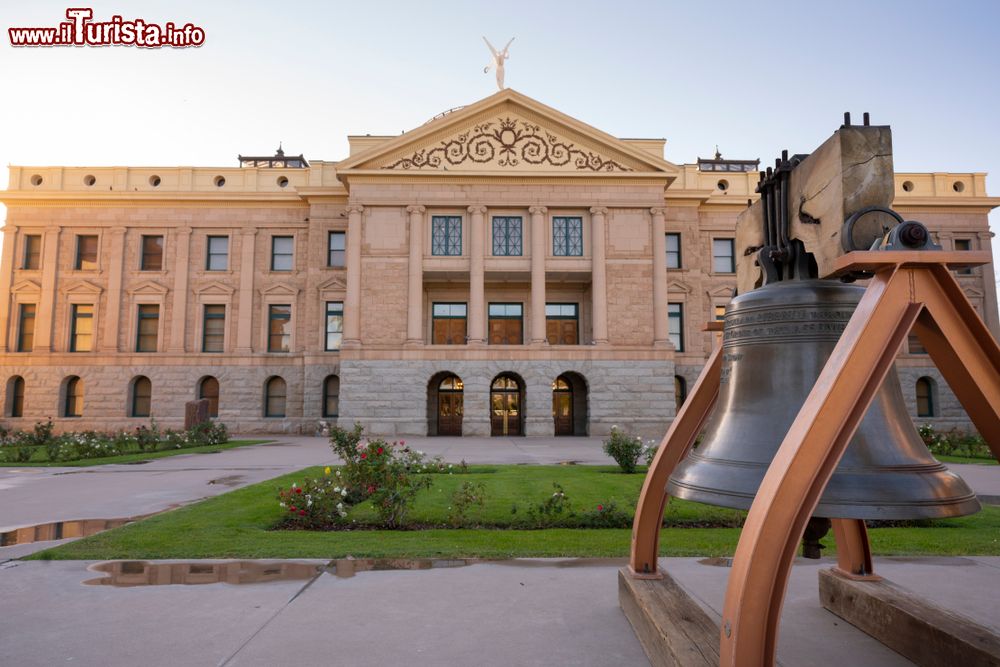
[175,225,193,236]
[467,205,488,215]
[346,204,365,215]
[109,225,128,236]
[649,207,667,218]
[590,207,608,216]
[241,229,259,238]
[406,205,426,215]
[528,206,548,215]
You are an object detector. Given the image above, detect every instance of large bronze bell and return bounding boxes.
[667,279,980,520]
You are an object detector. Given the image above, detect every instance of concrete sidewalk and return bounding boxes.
[2,556,997,666]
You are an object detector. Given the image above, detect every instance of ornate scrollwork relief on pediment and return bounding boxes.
[383,116,633,172]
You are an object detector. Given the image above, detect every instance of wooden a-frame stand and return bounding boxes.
[625,250,1000,666]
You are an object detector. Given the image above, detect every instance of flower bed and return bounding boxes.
[0,419,229,463]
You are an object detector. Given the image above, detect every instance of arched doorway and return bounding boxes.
[490,373,524,436]
[430,373,464,436]
[552,372,588,435]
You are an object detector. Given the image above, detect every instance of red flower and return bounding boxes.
[597,504,604,511]
[400,440,406,446]
[377,447,384,455]
[289,506,297,512]
[295,488,302,494]
[298,510,306,516]
[361,453,367,460]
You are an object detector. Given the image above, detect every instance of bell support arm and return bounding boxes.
[628,323,724,579]
[719,262,922,666]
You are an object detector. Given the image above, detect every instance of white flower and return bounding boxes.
[341,489,347,497]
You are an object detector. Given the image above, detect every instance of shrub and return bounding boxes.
[278,468,350,529]
[449,481,487,526]
[327,425,437,528]
[511,482,573,528]
[644,441,659,466]
[603,427,645,473]
[919,424,993,460]
[577,501,632,528]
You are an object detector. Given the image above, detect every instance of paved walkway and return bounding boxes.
[2,556,998,666]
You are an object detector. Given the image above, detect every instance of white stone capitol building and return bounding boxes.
[1,90,997,436]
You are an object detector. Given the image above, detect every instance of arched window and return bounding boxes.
[8,376,25,418]
[265,376,286,418]
[199,376,219,418]
[674,375,688,411]
[64,376,83,418]
[323,375,340,418]
[916,377,936,418]
[130,376,152,417]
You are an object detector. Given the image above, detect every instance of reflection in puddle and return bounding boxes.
[85,558,476,586]
[698,557,733,567]
[85,560,324,587]
[0,514,153,547]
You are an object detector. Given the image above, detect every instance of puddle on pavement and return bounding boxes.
[556,460,580,466]
[698,557,733,567]
[207,474,245,487]
[0,514,154,547]
[82,557,629,587]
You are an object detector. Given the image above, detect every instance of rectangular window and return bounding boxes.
[202,305,226,353]
[271,236,294,271]
[206,236,229,271]
[668,303,684,352]
[712,238,735,274]
[552,217,583,256]
[666,233,681,269]
[715,305,727,321]
[325,301,344,351]
[268,304,292,352]
[431,216,462,256]
[17,304,35,352]
[141,235,164,271]
[328,231,346,267]
[75,235,98,270]
[135,304,159,352]
[432,303,468,345]
[492,217,523,256]
[22,235,41,270]
[954,238,973,274]
[545,303,579,345]
[488,303,523,345]
[70,304,94,352]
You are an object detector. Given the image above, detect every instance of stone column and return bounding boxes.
[343,205,364,346]
[168,226,192,352]
[590,207,609,345]
[467,205,487,345]
[650,207,669,346]
[406,205,425,345]
[0,226,18,352]
[34,227,61,352]
[529,206,547,344]
[101,227,127,352]
[234,230,257,353]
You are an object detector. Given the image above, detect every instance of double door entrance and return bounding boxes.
[490,376,522,436]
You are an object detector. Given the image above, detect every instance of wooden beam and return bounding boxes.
[619,568,720,666]
[819,569,1000,667]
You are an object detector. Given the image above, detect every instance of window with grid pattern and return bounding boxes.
[325,302,343,351]
[328,232,346,267]
[136,304,159,352]
[492,217,523,256]
[552,217,583,256]
[206,236,229,271]
[432,303,467,345]
[70,304,93,352]
[431,216,462,256]
[712,239,735,274]
[668,303,684,352]
[203,305,226,352]
[17,304,35,352]
[271,236,294,271]
[268,305,291,352]
[75,235,98,270]
[22,235,41,270]
[666,233,681,268]
[141,235,163,271]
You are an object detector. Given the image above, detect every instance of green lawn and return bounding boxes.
[936,454,997,466]
[30,465,1000,560]
[3,439,271,467]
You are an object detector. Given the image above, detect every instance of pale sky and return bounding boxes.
[2,0,999,269]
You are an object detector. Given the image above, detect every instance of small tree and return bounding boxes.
[602,427,645,473]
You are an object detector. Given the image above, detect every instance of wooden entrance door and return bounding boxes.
[438,392,463,436]
[553,377,573,435]
[490,376,521,436]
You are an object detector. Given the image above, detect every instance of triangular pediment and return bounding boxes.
[964,287,985,298]
[708,286,736,299]
[196,280,236,296]
[127,280,169,296]
[337,89,678,179]
[668,280,693,294]
[11,279,41,295]
[258,283,300,297]
[61,279,104,296]
[318,276,347,291]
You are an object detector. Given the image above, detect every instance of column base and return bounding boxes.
[403,339,424,348]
